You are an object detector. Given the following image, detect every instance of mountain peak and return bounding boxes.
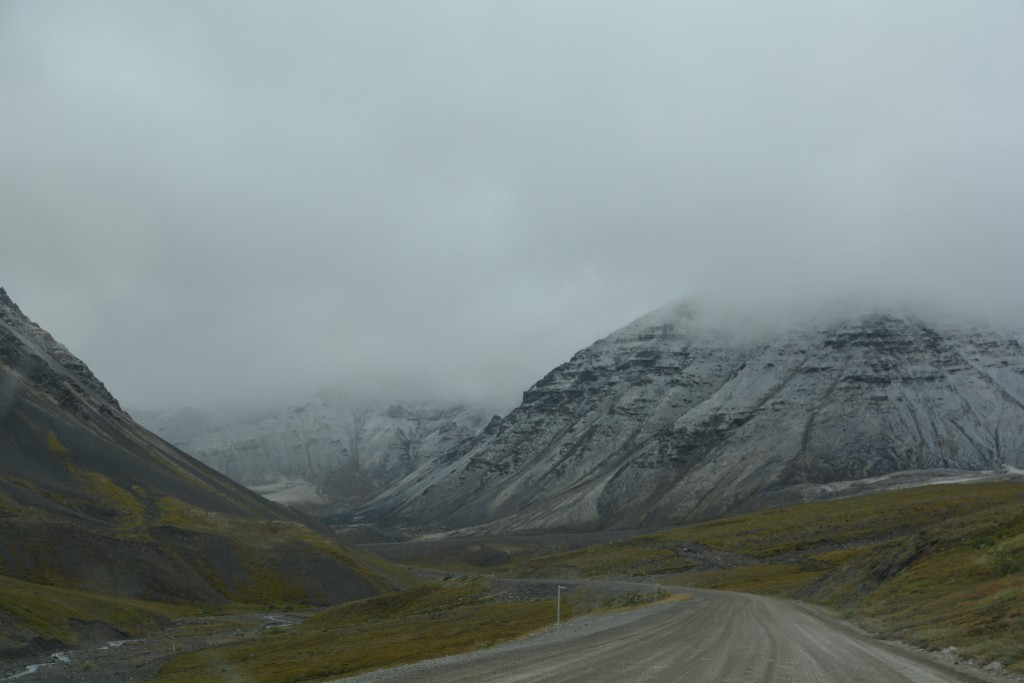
[0,286,22,317]
[358,300,1024,534]
[0,286,125,421]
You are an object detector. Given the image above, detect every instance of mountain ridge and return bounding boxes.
[0,287,125,424]
[353,301,1024,534]
[135,394,490,506]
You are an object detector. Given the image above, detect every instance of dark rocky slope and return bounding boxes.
[357,301,1024,534]
[0,287,410,652]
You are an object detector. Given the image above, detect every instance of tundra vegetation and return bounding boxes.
[496,480,1024,673]
[140,480,1024,681]
[152,579,671,683]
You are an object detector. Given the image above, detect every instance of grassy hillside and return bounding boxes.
[0,401,415,602]
[153,579,549,682]
[0,362,415,656]
[503,479,1024,673]
[0,574,196,657]
[153,577,675,682]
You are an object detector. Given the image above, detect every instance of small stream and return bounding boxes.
[2,651,71,681]
[0,613,309,681]
[0,640,141,681]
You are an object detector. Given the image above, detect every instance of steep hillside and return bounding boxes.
[358,301,1024,533]
[0,288,412,654]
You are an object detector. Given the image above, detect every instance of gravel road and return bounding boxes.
[337,589,1014,683]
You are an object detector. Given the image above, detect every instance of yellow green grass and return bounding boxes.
[507,480,1024,672]
[153,580,560,683]
[150,497,417,602]
[153,578,681,682]
[0,574,195,650]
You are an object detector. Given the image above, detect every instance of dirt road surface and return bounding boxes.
[337,589,1012,683]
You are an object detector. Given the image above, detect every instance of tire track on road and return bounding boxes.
[338,588,1014,683]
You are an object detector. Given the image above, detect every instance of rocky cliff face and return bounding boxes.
[357,301,1024,533]
[137,394,488,503]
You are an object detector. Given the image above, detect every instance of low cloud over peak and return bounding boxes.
[2,0,1023,410]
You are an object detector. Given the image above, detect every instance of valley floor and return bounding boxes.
[4,578,1020,683]
[336,589,1017,683]
[9,478,1024,681]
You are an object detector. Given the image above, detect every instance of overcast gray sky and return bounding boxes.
[2,1,1023,411]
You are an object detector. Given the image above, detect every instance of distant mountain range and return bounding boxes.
[126,297,1024,538]
[134,395,489,506]
[0,287,410,653]
[349,301,1024,534]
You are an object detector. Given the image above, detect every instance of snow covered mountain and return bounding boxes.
[355,301,1024,534]
[136,394,489,504]
[132,405,232,445]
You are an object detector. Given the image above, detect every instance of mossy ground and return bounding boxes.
[0,574,195,650]
[151,577,678,682]
[153,579,558,683]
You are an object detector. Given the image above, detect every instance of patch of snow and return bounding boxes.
[249,479,324,505]
[2,650,76,680]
